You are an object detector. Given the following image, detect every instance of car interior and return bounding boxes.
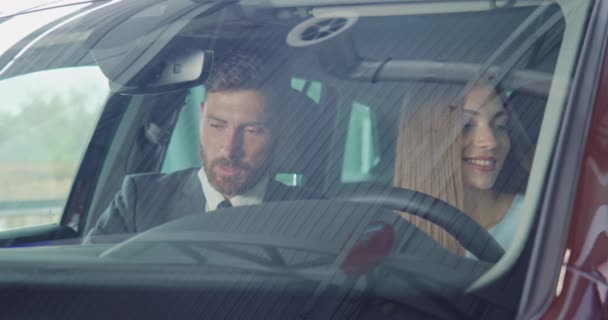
[0,0,593,319]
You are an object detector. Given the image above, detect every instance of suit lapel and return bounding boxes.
[173,168,207,216]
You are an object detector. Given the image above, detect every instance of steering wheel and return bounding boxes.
[331,185,504,263]
[102,187,503,265]
[100,193,502,319]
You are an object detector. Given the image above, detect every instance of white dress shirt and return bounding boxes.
[197,167,269,212]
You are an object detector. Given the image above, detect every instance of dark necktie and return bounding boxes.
[217,199,233,209]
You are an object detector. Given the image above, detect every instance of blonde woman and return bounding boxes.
[394,83,531,255]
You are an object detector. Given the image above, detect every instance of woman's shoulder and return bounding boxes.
[509,193,525,211]
[498,193,524,224]
[489,193,525,250]
[497,193,524,214]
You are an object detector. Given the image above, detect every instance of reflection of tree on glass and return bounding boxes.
[1,93,96,160]
[394,82,532,255]
[0,67,108,230]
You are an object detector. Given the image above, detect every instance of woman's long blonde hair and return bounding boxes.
[394,84,466,254]
[394,83,533,255]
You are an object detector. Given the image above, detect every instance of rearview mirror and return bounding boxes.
[93,47,213,95]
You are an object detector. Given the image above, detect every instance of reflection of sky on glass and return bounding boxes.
[0,67,109,115]
[0,1,89,54]
[0,2,110,113]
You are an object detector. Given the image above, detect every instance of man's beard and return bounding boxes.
[201,148,268,197]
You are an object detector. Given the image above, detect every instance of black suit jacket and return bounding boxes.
[84,168,317,243]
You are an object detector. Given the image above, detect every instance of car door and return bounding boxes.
[0,0,238,246]
[0,0,191,246]
[0,2,115,246]
[516,0,608,317]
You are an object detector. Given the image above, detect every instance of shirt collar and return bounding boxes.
[197,167,269,212]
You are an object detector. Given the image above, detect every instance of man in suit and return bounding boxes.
[84,51,316,243]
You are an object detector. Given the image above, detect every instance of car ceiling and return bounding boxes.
[0,0,558,79]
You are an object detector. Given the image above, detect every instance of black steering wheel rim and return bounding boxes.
[332,185,504,263]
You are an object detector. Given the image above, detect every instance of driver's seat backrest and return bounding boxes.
[505,90,547,150]
[493,89,547,193]
[271,87,338,190]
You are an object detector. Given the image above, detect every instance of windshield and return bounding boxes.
[0,0,594,318]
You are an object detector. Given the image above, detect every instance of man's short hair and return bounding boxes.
[207,51,267,92]
[205,50,289,107]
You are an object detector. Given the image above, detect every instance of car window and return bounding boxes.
[0,67,108,230]
[94,2,571,252]
[161,86,204,174]
[341,102,380,183]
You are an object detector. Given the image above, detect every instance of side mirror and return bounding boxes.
[93,47,213,95]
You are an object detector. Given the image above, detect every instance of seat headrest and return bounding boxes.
[271,90,335,176]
